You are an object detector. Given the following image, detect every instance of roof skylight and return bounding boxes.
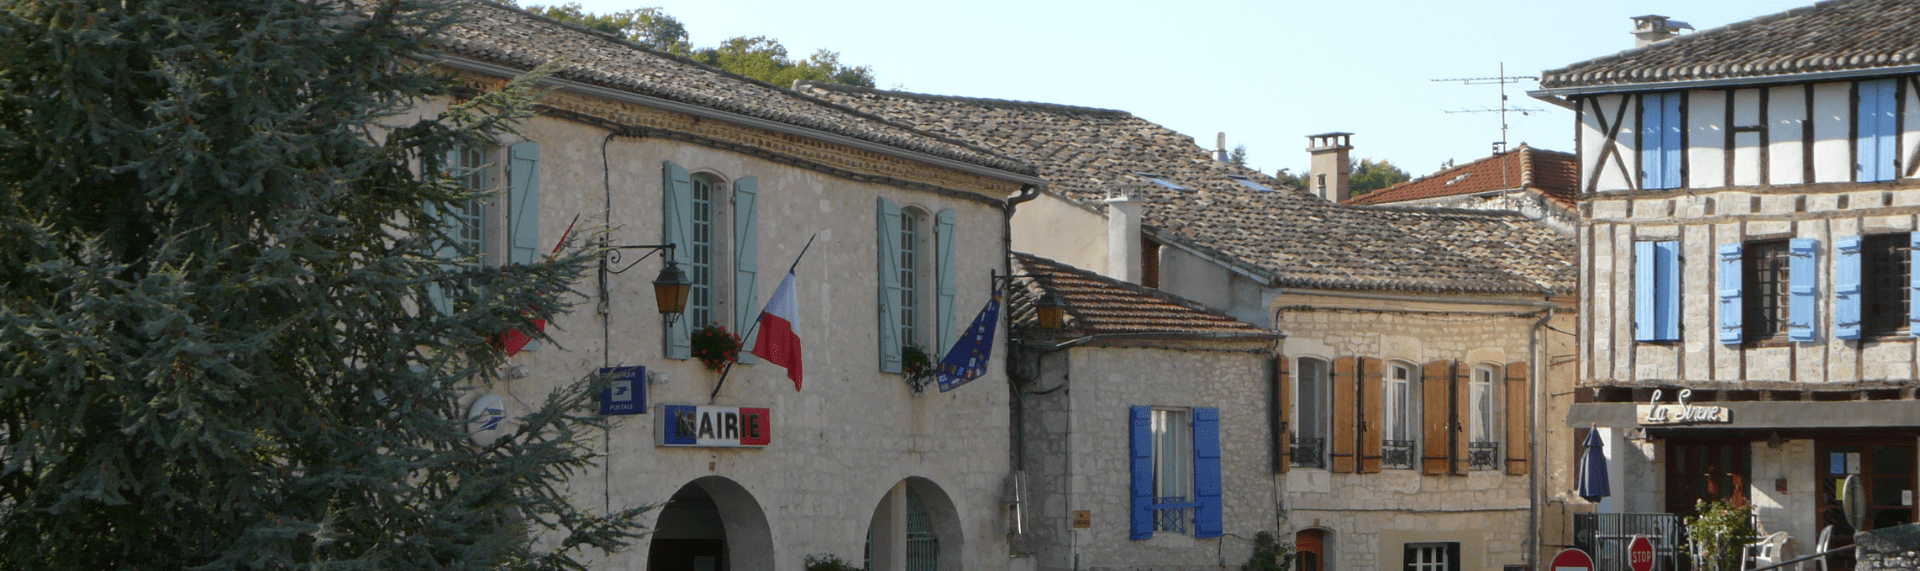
[1227,175,1271,192]
[1134,172,1187,191]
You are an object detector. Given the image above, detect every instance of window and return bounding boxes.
[898,209,921,349]
[1134,172,1186,191]
[1635,241,1681,342]
[1383,363,1417,470]
[662,164,752,361]
[1469,366,1498,471]
[1228,175,1271,192]
[1743,240,1791,342]
[1862,234,1912,337]
[1858,79,1899,182]
[1640,91,1683,190]
[876,199,957,372]
[1293,358,1330,469]
[450,145,490,269]
[1404,543,1461,571]
[1129,406,1222,539]
[1151,408,1193,533]
[689,175,717,329]
[431,142,540,316]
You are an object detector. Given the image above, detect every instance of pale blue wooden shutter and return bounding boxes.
[1789,239,1820,342]
[1910,233,1920,337]
[1836,237,1863,340]
[1641,93,1683,189]
[663,162,693,359]
[876,197,904,373]
[1635,242,1659,341]
[1662,93,1683,188]
[734,177,760,364]
[1657,241,1681,340]
[1719,243,1744,344]
[426,149,463,316]
[508,142,541,265]
[1858,79,1899,182]
[934,209,957,359]
[1192,407,1223,539]
[1129,406,1154,540]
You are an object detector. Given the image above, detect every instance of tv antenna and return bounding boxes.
[1433,63,1543,154]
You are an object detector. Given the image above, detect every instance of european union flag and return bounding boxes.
[938,291,1001,392]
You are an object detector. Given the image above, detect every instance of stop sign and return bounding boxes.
[1628,536,1655,571]
[1550,548,1594,571]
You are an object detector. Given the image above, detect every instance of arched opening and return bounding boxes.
[864,477,964,571]
[646,476,774,571]
[1296,528,1329,571]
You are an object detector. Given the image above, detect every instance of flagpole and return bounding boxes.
[709,233,817,403]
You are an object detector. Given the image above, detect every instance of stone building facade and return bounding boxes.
[1535,3,1920,568]
[416,5,1047,570]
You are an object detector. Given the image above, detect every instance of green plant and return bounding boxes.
[1242,531,1296,571]
[1687,498,1759,571]
[804,553,863,571]
[901,344,936,395]
[691,323,743,371]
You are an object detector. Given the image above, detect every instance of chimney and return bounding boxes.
[1631,15,1693,48]
[1105,191,1141,283]
[1306,132,1353,202]
[1212,132,1230,164]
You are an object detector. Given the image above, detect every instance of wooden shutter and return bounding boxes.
[1450,363,1471,476]
[935,209,957,359]
[1635,241,1659,342]
[1657,241,1681,340]
[1359,357,1384,474]
[1911,233,1920,337]
[1420,361,1451,475]
[1789,238,1820,342]
[1192,407,1223,538]
[876,197,904,373]
[1641,93,1684,189]
[1858,79,1898,182]
[733,177,760,363]
[1718,243,1744,344]
[1330,357,1358,473]
[507,142,541,265]
[1128,406,1153,540]
[1504,362,1531,475]
[663,161,694,359]
[1275,356,1291,474]
[1837,236,1863,340]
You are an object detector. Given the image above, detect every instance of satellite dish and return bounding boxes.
[467,393,509,446]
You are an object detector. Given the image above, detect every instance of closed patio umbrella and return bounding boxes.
[1577,428,1611,502]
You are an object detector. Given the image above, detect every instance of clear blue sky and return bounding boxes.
[560,0,1814,180]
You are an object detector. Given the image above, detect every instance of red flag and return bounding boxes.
[751,270,803,390]
[500,215,578,357]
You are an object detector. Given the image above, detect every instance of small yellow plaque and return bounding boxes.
[1072,510,1092,529]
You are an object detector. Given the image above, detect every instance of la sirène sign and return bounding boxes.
[1637,389,1731,426]
[656,404,771,447]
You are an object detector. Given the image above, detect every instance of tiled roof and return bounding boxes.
[1008,253,1274,339]
[1540,0,1920,90]
[800,83,1577,295]
[433,2,1036,176]
[1358,209,1579,291]
[1346,145,1580,208]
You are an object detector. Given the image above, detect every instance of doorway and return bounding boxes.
[645,476,775,571]
[1815,440,1917,571]
[1296,528,1326,571]
[1664,439,1753,516]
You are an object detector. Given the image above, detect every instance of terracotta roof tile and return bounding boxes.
[1540,0,1920,90]
[1346,146,1580,208]
[1008,253,1273,339]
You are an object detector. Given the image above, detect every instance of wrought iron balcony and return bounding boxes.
[1151,496,1193,533]
[1291,437,1326,469]
[1469,442,1500,471]
[1383,440,1416,470]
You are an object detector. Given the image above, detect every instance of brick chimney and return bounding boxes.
[1631,15,1693,48]
[1306,133,1353,203]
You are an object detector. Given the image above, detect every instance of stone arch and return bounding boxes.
[863,476,964,571]
[646,476,774,571]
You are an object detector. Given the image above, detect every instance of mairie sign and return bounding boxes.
[656,404,771,448]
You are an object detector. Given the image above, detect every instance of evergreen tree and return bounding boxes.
[0,0,645,568]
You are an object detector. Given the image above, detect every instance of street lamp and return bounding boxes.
[993,270,1067,330]
[604,243,691,325]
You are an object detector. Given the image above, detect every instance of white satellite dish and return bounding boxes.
[467,393,509,446]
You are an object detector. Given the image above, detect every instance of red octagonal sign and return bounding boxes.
[1549,548,1594,571]
[1628,536,1655,571]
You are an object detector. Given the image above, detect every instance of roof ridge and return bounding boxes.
[1010,252,1256,324]
[1349,204,1531,219]
[1541,0,1853,83]
[797,81,1135,117]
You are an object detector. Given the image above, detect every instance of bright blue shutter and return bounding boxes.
[1789,239,1820,342]
[508,142,541,265]
[934,209,957,359]
[663,162,693,359]
[876,197,903,373]
[1635,242,1658,341]
[1836,237,1863,340]
[1641,95,1665,189]
[1910,232,1920,337]
[1719,243,1744,344]
[1858,80,1899,182]
[1662,93,1684,188]
[734,177,760,364]
[1192,407,1224,539]
[1657,241,1682,341]
[1129,406,1154,540]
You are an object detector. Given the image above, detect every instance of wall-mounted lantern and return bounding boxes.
[993,270,1067,330]
[603,243,690,325]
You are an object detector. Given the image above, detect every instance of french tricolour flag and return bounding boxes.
[750,270,804,390]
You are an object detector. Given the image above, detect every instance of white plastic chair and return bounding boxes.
[1742,532,1788,571]
[1797,525,1832,571]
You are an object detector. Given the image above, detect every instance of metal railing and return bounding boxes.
[1575,513,1690,571]
[1292,437,1326,469]
[1468,442,1499,470]
[1383,440,1416,469]
[1152,496,1194,533]
[1745,545,1851,571]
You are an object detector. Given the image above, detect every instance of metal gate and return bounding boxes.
[906,488,938,571]
[1574,513,1689,571]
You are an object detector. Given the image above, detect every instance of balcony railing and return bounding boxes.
[1151,496,1194,534]
[1291,437,1326,469]
[1383,440,1416,470]
[1468,442,1499,471]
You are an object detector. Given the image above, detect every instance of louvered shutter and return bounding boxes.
[663,162,694,359]
[1661,93,1684,187]
[1836,236,1863,340]
[1359,357,1384,474]
[1129,406,1154,540]
[1657,241,1681,340]
[733,177,760,363]
[1420,361,1451,475]
[1641,93,1683,189]
[1636,242,1659,341]
[508,142,541,265]
[1912,233,1920,337]
[1719,243,1744,344]
[1192,407,1223,538]
[1504,362,1531,475]
[876,197,904,373]
[1330,357,1358,473]
[1789,238,1820,342]
[935,209,957,359]
[1450,362,1471,476]
[1275,356,1291,474]
[1858,79,1899,182]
